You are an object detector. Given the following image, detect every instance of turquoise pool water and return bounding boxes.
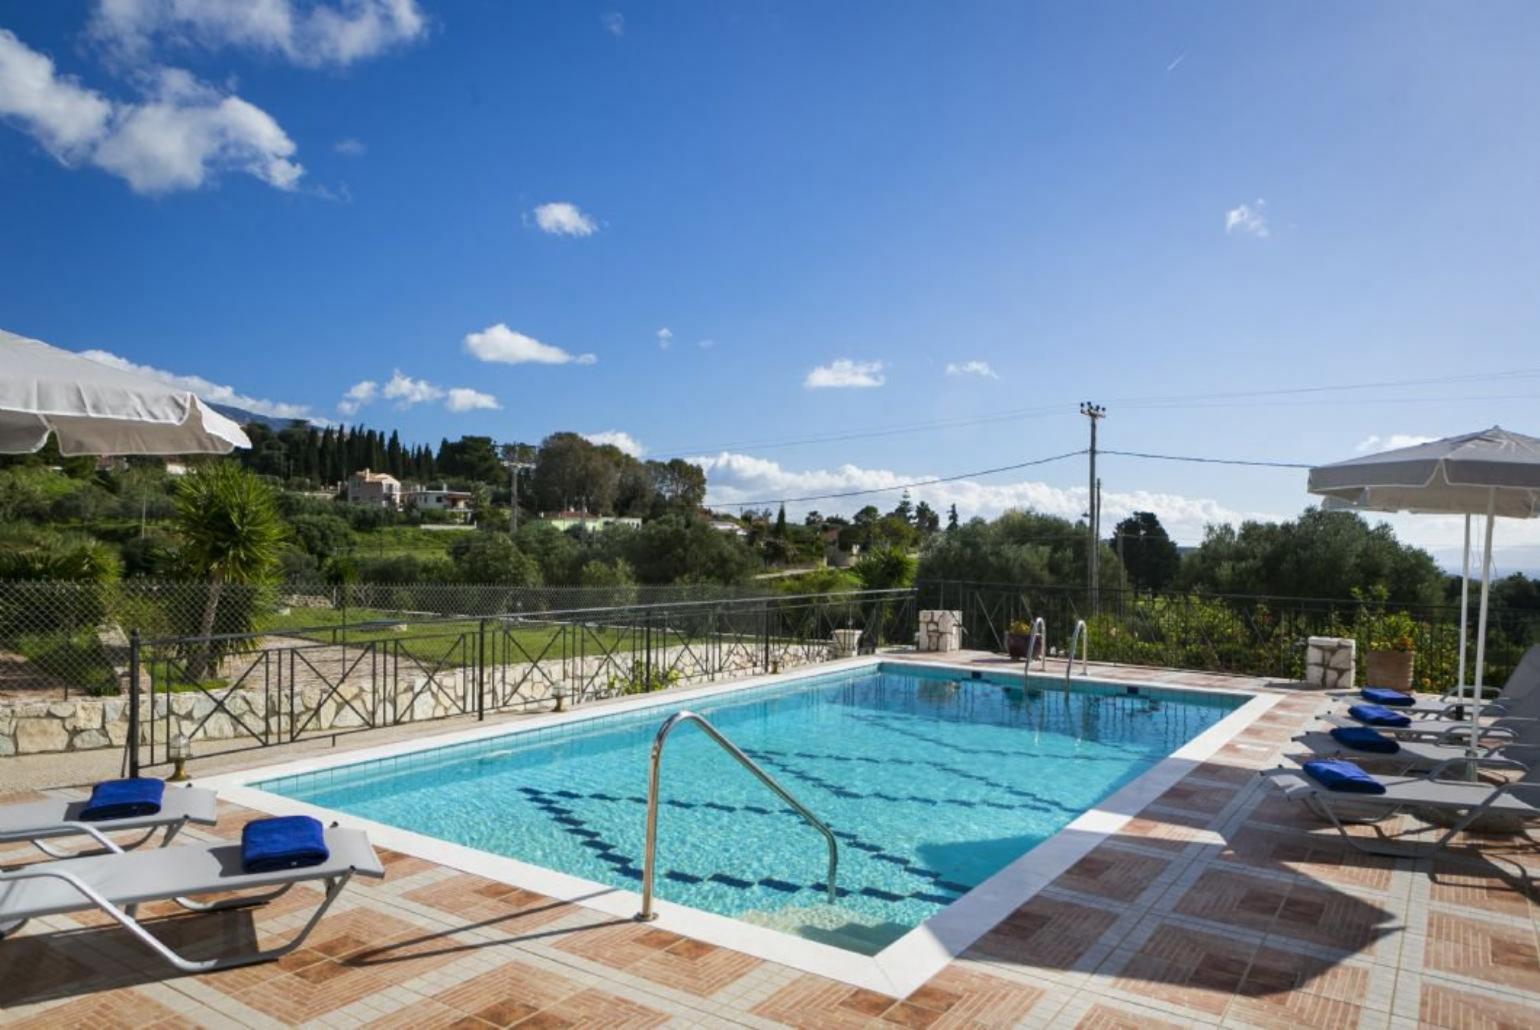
[259,662,1244,953]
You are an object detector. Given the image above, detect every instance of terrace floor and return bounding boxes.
[2,654,1538,1028]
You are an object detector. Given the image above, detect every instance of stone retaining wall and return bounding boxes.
[0,640,833,756]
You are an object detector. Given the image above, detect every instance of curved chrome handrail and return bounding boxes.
[637,710,839,921]
[1023,616,1047,677]
[1066,619,1089,682]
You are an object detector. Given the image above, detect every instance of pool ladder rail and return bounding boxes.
[637,710,839,922]
[1066,619,1089,682]
[1022,616,1048,678]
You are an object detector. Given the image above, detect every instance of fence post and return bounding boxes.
[477,619,486,721]
[127,629,141,777]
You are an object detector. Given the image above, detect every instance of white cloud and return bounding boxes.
[89,0,427,68]
[0,31,302,193]
[601,11,625,36]
[656,326,672,350]
[531,201,598,236]
[692,451,1271,544]
[698,338,715,350]
[1354,433,1438,454]
[464,323,596,366]
[336,379,376,414]
[381,369,443,407]
[945,360,998,379]
[805,359,884,389]
[1225,199,1269,238]
[445,387,500,413]
[583,430,643,457]
[333,136,365,156]
[78,348,313,420]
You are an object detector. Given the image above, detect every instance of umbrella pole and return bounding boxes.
[1466,490,1497,769]
[1456,513,1470,703]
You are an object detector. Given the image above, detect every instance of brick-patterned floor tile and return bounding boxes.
[911,965,1044,1027]
[1152,780,1234,817]
[1073,1001,1188,1029]
[753,974,892,1029]
[403,876,571,933]
[1427,861,1537,921]
[965,894,1120,969]
[6,989,196,1029]
[549,918,760,997]
[1056,845,1172,902]
[1217,825,1396,892]
[1109,923,1257,1017]
[1417,980,1540,1029]
[1422,912,1540,994]
[1172,868,1288,935]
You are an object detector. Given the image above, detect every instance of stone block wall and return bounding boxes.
[916,610,963,652]
[1304,636,1356,691]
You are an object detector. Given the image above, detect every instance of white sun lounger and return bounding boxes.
[0,785,218,859]
[0,825,383,972]
[1261,751,1540,859]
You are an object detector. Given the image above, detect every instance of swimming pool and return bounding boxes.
[257,661,1247,956]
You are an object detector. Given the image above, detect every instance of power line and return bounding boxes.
[726,449,1087,508]
[1101,449,1314,469]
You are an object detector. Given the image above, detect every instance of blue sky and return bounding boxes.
[2,2,1539,568]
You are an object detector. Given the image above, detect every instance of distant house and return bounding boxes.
[710,520,749,538]
[539,511,643,532]
[406,483,473,522]
[346,468,402,508]
[820,526,860,567]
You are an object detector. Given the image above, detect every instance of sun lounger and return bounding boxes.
[1293,729,1530,775]
[0,825,383,972]
[0,785,217,859]
[1324,644,1540,717]
[1260,750,1540,859]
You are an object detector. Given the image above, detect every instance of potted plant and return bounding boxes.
[1006,618,1035,659]
[1364,612,1416,692]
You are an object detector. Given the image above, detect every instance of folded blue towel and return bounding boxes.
[1302,759,1386,794]
[1330,726,1401,754]
[241,815,329,873]
[80,778,165,821]
[1348,703,1411,727]
[1360,687,1415,707]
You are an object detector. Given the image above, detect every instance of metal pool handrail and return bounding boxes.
[1024,616,1047,676]
[636,710,839,921]
[1066,619,1089,682]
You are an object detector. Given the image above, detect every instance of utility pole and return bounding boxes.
[1080,402,1107,608]
[500,443,535,536]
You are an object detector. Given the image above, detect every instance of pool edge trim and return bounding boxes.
[202,657,1280,998]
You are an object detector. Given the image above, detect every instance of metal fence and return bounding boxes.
[0,579,775,701]
[125,588,917,773]
[917,580,1540,690]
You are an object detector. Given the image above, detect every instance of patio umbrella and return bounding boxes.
[0,329,250,456]
[1309,427,1540,761]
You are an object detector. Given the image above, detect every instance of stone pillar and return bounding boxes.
[915,610,963,652]
[1305,636,1356,691]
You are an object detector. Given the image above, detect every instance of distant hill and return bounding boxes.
[207,402,308,433]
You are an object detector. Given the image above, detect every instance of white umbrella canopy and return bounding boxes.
[1308,426,1540,763]
[0,329,250,456]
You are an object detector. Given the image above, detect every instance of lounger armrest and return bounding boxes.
[0,821,127,853]
[1424,756,1527,781]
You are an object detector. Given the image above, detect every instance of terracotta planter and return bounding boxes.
[1365,649,1415,691]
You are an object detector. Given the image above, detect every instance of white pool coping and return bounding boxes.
[201,656,1280,998]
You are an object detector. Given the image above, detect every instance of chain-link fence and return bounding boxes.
[0,580,771,700]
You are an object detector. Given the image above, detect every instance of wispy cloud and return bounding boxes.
[1165,51,1188,72]
[1354,433,1437,455]
[445,387,500,413]
[805,359,884,389]
[337,379,377,415]
[656,327,672,350]
[531,201,598,237]
[0,31,303,193]
[464,323,596,366]
[583,430,643,456]
[88,0,427,68]
[1225,199,1269,238]
[79,348,313,420]
[601,12,625,37]
[333,137,366,156]
[698,338,716,350]
[945,360,998,379]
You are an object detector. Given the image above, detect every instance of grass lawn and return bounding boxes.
[353,525,465,560]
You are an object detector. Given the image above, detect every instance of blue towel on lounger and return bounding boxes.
[80,778,165,821]
[1330,726,1400,754]
[1347,703,1410,727]
[1360,687,1415,707]
[241,815,329,873]
[1302,759,1386,794]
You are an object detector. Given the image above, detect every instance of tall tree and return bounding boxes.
[1109,511,1180,591]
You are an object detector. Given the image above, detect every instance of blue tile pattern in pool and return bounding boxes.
[259,662,1245,954]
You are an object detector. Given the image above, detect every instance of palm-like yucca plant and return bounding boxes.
[173,462,287,678]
